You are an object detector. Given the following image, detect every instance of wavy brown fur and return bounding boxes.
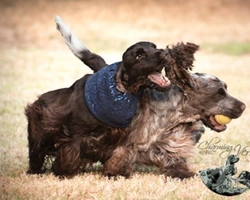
[25,40,170,178]
[26,24,246,179]
[102,43,245,179]
[103,86,200,179]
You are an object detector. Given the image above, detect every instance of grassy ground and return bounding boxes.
[1,0,250,199]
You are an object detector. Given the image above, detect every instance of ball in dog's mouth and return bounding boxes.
[209,115,227,132]
[148,72,171,88]
[208,114,232,132]
[214,114,232,125]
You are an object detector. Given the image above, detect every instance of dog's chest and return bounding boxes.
[85,63,140,128]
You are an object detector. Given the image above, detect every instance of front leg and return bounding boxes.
[160,158,196,179]
[103,147,133,178]
[52,138,82,178]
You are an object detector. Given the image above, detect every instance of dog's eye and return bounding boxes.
[136,54,143,60]
[217,88,226,96]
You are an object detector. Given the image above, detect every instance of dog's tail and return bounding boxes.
[55,15,87,59]
[55,15,107,72]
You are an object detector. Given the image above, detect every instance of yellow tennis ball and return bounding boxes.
[214,115,232,125]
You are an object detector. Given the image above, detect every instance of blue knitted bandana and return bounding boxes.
[84,62,140,128]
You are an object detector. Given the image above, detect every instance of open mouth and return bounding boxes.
[204,115,233,132]
[148,72,171,88]
[209,115,227,132]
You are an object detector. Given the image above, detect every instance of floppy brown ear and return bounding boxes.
[165,42,199,91]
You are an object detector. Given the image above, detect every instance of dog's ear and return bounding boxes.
[135,41,157,49]
[165,42,199,91]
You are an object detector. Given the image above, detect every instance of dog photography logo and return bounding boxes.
[197,137,250,159]
[198,137,250,196]
[199,155,250,196]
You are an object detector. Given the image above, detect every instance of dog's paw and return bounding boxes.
[26,169,45,175]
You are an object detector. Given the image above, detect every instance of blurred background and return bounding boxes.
[1,0,250,54]
[1,1,250,199]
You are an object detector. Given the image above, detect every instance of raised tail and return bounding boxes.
[55,15,107,72]
[55,15,87,59]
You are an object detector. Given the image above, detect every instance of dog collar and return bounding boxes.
[85,62,140,127]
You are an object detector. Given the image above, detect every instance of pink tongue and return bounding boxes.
[209,115,227,131]
[148,73,171,88]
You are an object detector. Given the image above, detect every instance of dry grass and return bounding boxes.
[1,0,250,199]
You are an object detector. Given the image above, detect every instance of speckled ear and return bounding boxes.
[165,42,199,92]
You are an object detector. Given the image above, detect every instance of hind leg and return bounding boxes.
[26,120,47,174]
[25,102,49,174]
[27,149,46,174]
